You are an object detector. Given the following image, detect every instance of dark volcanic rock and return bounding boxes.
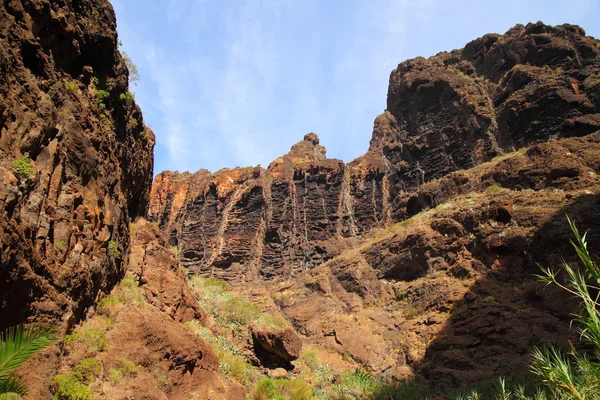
[377,22,600,219]
[149,134,389,280]
[251,326,302,368]
[0,0,154,330]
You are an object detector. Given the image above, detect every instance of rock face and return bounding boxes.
[379,22,600,218]
[0,0,154,330]
[21,219,243,399]
[148,22,600,386]
[149,133,389,280]
[150,22,600,282]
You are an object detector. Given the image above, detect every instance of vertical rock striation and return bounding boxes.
[148,133,391,280]
[0,0,154,329]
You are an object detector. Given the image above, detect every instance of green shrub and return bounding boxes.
[96,294,121,315]
[254,377,314,400]
[108,368,123,385]
[11,156,35,180]
[403,308,418,319]
[191,276,230,294]
[121,52,140,86]
[95,89,109,101]
[395,291,408,301]
[53,373,93,400]
[485,184,503,193]
[532,216,600,399]
[151,366,170,392]
[118,358,139,376]
[107,240,121,259]
[342,369,377,395]
[119,91,135,104]
[221,297,261,325]
[64,326,108,354]
[64,80,79,94]
[299,349,320,370]
[255,313,287,329]
[73,358,102,383]
[458,216,600,399]
[483,295,496,303]
[119,276,145,305]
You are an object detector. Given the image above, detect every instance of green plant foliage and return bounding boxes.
[0,325,55,399]
[402,308,418,319]
[107,241,121,259]
[457,216,600,399]
[95,89,109,101]
[254,377,314,400]
[120,52,139,86]
[10,157,35,180]
[342,369,377,396]
[485,184,503,193]
[63,326,108,354]
[72,358,101,384]
[119,92,135,104]
[117,358,139,377]
[107,368,123,385]
[52,373,93,400]
[483,296,496,303]
[64,80,79,94]
[96,295,121,316]
[118,277,145,305]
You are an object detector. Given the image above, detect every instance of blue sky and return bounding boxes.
[110,0,600,175]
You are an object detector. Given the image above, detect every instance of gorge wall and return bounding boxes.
[149,22,600,282]
[0,0,155,330]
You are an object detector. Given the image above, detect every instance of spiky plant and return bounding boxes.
[0,325,55,399]
[532,215,600,400]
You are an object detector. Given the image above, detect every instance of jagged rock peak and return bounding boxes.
[285,132,326,161]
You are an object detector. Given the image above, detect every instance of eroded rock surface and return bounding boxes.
[0,0,154,329]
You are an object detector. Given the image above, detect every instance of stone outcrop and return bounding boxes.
[378,22,600,219]
[149,133,390,280]
[150,22,600,283]
[21,218,243,399]
[251,326,302,367]
[0,0,154,330]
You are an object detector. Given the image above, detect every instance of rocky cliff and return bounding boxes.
[149,22,600,386]
[0,0,155,330]
[150,22,600,282]
[149,132,390,280]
